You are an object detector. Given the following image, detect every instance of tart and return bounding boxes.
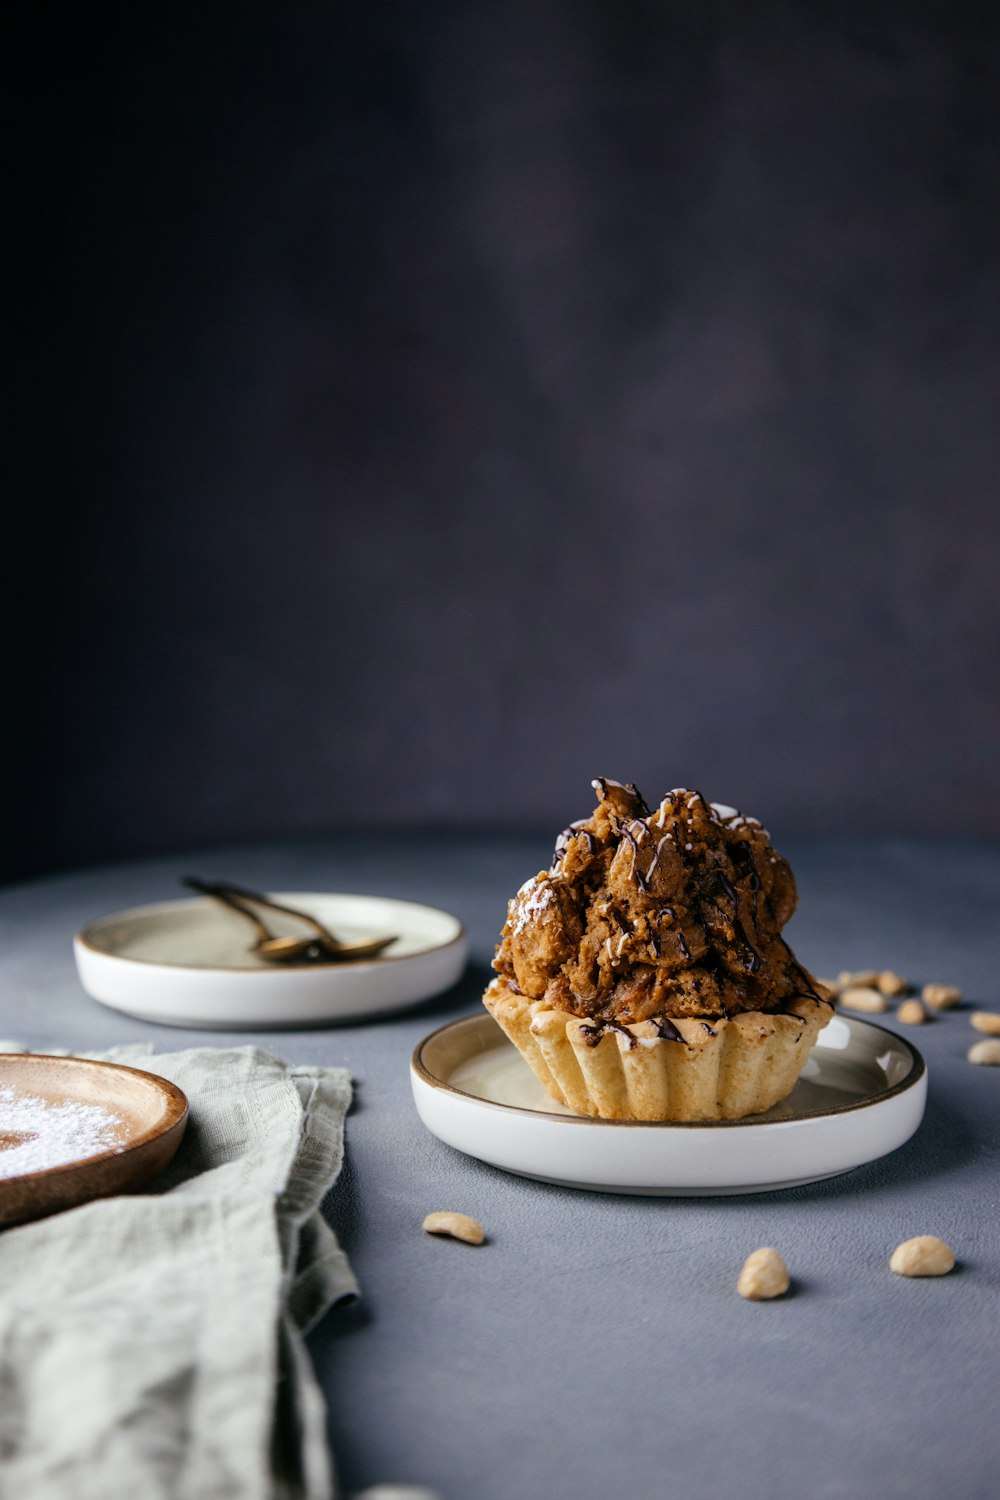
[483,779,833,1121]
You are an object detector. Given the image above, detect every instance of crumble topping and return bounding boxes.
[491,779,820,1024]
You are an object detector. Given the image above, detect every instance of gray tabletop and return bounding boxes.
[2,835,998,1500]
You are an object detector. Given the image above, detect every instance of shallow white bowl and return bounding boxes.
[76,893,466,1029]
[411,1012,927,1195]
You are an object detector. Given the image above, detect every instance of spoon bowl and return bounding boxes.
[182,878,398,964]
[255,933,398,964]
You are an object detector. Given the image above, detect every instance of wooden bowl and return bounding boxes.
[0,1054,189,1228]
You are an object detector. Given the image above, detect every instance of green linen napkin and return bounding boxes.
[0,1044,358,1500]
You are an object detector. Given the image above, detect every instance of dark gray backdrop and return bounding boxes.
[7,1,1000,883]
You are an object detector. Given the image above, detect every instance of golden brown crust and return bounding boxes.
[492,780,821,1024]
[484,977,834,1121]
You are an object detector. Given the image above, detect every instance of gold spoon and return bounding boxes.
[182,878,397,963]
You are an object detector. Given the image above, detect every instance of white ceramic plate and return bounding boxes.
[75,893,467,1029]
[411,1013,927,1195]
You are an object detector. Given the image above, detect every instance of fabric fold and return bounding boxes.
[0,1044,356,1500]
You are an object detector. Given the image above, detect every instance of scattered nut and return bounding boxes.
[922,984,962,1010]
[967,1040,1000,1067]
[970,1011,1000,1037]
[889,1235,956,1277]
[878,970,910,997]
[737,1247,790,1300]
[839,986,888,1014]
[837,970,878,990]
[422,1211,485,1245]
[896,999,927,1025]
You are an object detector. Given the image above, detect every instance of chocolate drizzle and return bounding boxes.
[580,1015,688,1046]
[500,778,815,1032]
[551,825,594,868]
[594,778,651,817]
[619,823,643,886]
[609,1018,638,1048]
[732,840,761,927]
[777,938,824,1003]
[574,1004,816,1046]
[713,870,761,974]
[579,1017,639,1049]
[639,834,673,893]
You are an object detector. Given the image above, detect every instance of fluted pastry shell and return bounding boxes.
[483,979,834,1121]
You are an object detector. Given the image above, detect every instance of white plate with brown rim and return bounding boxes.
[75,893,467,1029]
[410,1012,927,1195]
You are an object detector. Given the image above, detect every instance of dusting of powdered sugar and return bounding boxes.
[511,877,556,935]
[0,1085,126,1179]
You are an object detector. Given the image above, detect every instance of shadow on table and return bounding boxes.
[320,1136,366,1266]
[348,958,494,1031]
[760,1083,979,1206]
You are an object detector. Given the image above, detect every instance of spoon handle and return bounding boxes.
[189,879,343,947]
[181,877,277,945]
